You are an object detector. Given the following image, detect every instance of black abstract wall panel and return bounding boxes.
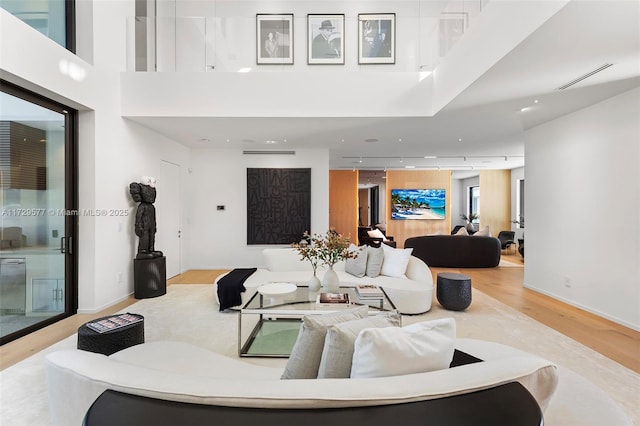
[247,168,311,245]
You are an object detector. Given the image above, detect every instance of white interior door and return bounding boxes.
[157,160,181,278]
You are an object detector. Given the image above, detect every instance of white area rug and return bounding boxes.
[1,284,638,426]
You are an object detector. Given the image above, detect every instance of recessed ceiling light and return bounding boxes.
[200,138,210,142]
[283,139,287,143]
[398,138,402,142]
[238,67,251,73]
[364,138,378,143]
[520,106,532,112]
[226,138,230,143]
[423,155,436,159]
[404,165,415,169]
[341,138,345,142]
[458,138,462,142]
[265,140,277,144]
[534,99,539,104]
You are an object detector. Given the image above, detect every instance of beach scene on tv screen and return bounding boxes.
[391,189,446,220]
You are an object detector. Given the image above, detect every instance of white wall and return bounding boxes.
[524,87,640,330]
[1,4,191,313]
[186,149,329,269]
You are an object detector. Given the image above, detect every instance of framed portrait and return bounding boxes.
[256,14,294,65]
[439,13,468,57]
[358,13,395,64]
[307,14,345,65]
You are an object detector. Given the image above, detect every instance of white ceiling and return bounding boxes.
[128,0,640,182]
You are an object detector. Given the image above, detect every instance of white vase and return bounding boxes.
[308,272,321,292]
[322,265,340,293]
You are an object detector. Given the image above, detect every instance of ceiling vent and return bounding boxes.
[242,150,296,155]
[556,63,613,90]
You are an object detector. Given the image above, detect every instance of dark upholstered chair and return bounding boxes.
[497,231,516,253]
[358,226,396,248]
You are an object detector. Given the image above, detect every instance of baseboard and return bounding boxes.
[523,284,640,332]
[77,292,134,314]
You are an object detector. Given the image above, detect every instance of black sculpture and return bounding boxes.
[129,177,163,259]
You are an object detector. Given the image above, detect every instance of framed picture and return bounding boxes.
[358,13,395,64]
[256,14,294,65]
[438,13,468,57]
[307,14,345,65]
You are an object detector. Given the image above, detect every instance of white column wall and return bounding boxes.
[524,87,640,330]
[186,148,329,269]
[510,166,524,241]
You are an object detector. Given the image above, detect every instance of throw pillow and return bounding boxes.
[473,226,491,237]
[365,245,384,278]
[317,312,401,378]
[454,226,469,236]
[380,244,413,278]
[350,318,456,378]
[345,244,368,278]
[281,306,369,379]
[367,228,387,241]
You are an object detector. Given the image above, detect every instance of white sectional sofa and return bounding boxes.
[46,339,558,426]
[214,248,435,315]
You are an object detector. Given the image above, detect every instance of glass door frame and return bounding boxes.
[0,80,78,345]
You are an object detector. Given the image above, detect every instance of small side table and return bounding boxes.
[77,314,145,355]
[437,273,472,311]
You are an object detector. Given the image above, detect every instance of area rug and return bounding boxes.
[0,284,637,426]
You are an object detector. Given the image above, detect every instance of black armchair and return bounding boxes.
[497,231,516,253]
[358,226,396,248]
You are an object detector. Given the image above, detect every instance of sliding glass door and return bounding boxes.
[0,81,77,344]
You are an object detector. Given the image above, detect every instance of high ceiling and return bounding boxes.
[129,1,640,181]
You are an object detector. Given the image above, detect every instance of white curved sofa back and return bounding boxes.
[262,248,432,284]
[45,339,557,426]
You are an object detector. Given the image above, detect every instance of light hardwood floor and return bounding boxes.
[1,256,638,373]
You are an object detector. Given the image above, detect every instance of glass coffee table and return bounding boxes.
[238,284,397,357]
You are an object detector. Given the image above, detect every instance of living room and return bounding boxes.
[0,0,639,424]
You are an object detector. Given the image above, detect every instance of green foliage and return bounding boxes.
[292,229,357,269]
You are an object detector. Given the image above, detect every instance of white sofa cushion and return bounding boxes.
[380,245,413,278]
[365,245,384,277]
[317,312,401,378]
[281,306,369,379]
[350,318,456,378]
[345,244,368,278]
[367,228,388,241]
[264,248,313,272]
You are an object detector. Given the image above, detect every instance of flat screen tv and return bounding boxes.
[391,189,446,220]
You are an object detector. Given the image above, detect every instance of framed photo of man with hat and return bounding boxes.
[307,14,344,65]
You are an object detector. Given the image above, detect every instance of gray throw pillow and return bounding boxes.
[281,305,369,379]
[365,245,384,277]
[317,311,401,379]
[345,244,368,278]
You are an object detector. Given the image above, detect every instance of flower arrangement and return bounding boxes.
[460,213,479,223]
[292,229,357,270]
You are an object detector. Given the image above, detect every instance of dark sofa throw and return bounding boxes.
[217,268,257,311]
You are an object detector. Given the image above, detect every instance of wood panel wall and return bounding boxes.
[329,170,358,242]
[479,170,511,237]
[358,188,369,226]
[386,170,451,247]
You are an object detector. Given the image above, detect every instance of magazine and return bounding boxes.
[355,284,384,299]
[86,313,143,334]
[317,292,350,305]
